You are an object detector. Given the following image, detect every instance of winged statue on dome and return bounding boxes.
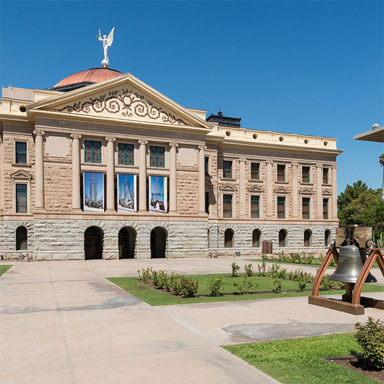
[97,27,115,67]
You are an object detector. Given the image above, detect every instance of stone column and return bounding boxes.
[332,165,338,219]
[266,160,273,218]
[169,142,178,213]
[71,134,82,211]
[138,140,148,212]
[292,162,299,218]
[198,145,207,215]
[239,157,246,218]
[33,130,45,209]
[316,165,323,219]
[106,136,116,212]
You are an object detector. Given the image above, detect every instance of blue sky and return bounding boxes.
[1,0,383,193]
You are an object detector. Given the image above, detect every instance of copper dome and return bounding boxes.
[54,68,123,88]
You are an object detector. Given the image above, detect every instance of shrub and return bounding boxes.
[234,275,258,295]
[180,277,199,298]
[244,264,254,277]
[297,276,307,292]
[272,276,282,293]
[208,278,224,297]
[152,270,168,289]
[137,267,153,283]
[320,274,333,291]
[353,317,384,370]
[231,262,240,277]
[257,260,266,277]
[169,273,183,295]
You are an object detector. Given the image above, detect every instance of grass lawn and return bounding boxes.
[108,273,384,306]
[247,258,379,269]
[224,333,380,384]
[0,265,12,277]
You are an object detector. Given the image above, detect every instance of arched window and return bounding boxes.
[252,229,261,247]
[325,229,331,247]
[151,227,167,258]
[16,226,28,250]
[224,229,234,248]
[118,227,137,259]
[279,229,287,247]
[84,226,103,260]
[304,229,312,247]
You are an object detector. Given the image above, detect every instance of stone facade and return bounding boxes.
[0,71,342,261]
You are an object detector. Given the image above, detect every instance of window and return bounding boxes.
[304,229,312,247]
[224,229,234,248]
[223,194,232,218]
[325,229,331,247]
[323,168,329,184]
[15,142,27,164]
[302,166,310,183]
[277,164,285,181]
[252,229,261,247]
[149,146,165,167]
[223,160,232,178]
[84,140,102,163]
[277,197,285,219]
[279,229,287,247]
[16,226,28,250]
[251,196,260,218]
[251,163,260,180]
[118,143,134,165]
[205,157,209,175]
[323,198,329,219]
[205,192,209,214]
[302,198,310,219]
[16,184,27,213]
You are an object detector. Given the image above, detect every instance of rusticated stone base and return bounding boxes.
[0,219,336,261]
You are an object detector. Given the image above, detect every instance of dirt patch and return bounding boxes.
[328,357,384,383]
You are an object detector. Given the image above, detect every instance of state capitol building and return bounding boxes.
[0,64,342,260]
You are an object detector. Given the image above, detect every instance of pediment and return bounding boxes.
[322,189,332,196]
[29,73,210,130]
[219,184,237,192]
[247,184,264,193]
[274,186,289,194]
[10,170,32,180]
[300,187,314,195]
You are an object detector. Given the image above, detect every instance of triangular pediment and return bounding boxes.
[247,184,264,193]
[300,187,314,195]
[322,189,332,196]
[10,170,32,180]
[219,184,237,192]
[274,186,289,194]
[28,73,210,130]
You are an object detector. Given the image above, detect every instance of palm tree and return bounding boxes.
[380,154,384,200]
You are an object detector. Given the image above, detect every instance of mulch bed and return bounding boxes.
[327,357,384,383]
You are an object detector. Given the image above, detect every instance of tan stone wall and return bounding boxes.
[176,170,199,215]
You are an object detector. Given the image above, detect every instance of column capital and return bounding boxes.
[169,142,179,148]
[266,160,273,165]
[70,134,82,140]
[198,145,207,151]
[239,156,246,163]
[316,164,322,169]
[105,136,116,142]
[138,139,148,145]
[33,130,45,137]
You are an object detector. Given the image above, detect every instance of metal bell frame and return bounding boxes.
[309,247,384,315]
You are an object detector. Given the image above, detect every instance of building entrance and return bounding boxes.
[118,227,136,259]
[84,226,103,260]
[150,227,167,258]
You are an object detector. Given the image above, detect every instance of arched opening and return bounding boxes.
[252,229,261,247]
[279,229,287,247]
[304,229,312,247]
[16,226,28,250]
[119,227,136,259]
[224,228,234,248]
[84,226,103,260]
[151,227,167,258]
[325,229,331,247]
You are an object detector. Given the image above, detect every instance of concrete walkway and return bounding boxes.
[0,261,278,384]
[1,257,383,383]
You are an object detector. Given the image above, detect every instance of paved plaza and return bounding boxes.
[1,257,384,383]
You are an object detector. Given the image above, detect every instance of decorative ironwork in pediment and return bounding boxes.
[54,88,191,126]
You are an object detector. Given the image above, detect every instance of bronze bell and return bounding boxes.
[330,244,363,283]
